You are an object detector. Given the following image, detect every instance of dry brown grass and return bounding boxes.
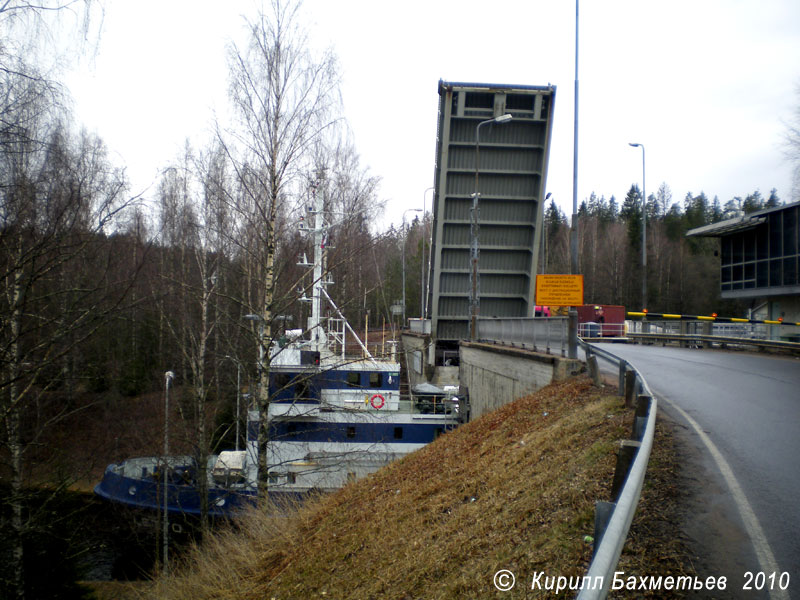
[129,377,690,600]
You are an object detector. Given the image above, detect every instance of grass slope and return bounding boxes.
[142,377,690,600]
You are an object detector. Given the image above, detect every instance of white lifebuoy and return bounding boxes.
[370,394,385,409]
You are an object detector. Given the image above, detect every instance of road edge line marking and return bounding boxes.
[662,397,788,600]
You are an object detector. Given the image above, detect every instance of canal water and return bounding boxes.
[0,489,204,596]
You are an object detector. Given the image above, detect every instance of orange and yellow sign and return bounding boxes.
[535,274,584,307]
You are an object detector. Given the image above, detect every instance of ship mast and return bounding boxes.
[307,176,327,353]
[301,173,378,363]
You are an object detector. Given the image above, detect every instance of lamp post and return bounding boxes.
[401,208,423,327]
[541,192,552,275]
[471,113,513,340]
[422,186,434,317]
[162,370,175,573]
[568,0,580,360]
[629,142,647,310]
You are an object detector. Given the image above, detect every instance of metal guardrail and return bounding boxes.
[627,311,800,344]
[475,316,569,356]
[577,340,657,600]
[626,332,800,354]
[627,311,800,328]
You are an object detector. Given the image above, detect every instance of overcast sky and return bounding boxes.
[65,0,800,229]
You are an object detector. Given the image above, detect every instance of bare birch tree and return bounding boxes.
[786,85,800,201]
[155,141,240,530]
[219,0,340,500]
[0,76,131,600]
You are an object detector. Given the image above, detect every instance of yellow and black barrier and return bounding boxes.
[626,311,800,327]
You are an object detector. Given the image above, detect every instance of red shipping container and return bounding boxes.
[576,305,626,337]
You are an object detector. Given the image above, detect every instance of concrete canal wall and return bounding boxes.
[459,342,582,420]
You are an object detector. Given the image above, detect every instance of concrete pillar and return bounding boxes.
[587,353,600,386]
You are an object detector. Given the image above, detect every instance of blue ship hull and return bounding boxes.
[94,461,256,518]
[94,456,320,517]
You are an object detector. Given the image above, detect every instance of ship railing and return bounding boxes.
[397,398,459,417]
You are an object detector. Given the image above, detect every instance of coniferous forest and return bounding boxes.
[541,185,785,315]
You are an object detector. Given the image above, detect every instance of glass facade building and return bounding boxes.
[690,202,800,298]
[688,202,800,341]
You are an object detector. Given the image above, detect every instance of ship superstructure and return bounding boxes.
[95,177,459,516]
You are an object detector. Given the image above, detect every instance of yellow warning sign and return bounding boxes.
[535,274,584,307]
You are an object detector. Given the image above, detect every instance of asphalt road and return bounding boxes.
[591,343,800,599]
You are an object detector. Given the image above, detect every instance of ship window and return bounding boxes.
[369,372,382,388]
[347,426,356,439]
[268,472,278,484]
[295,378,309,400]
[287,423,297,434]
[273,372,290,390]
[394,427,403,440]
[287,472,296,484]
[346,372,361,388]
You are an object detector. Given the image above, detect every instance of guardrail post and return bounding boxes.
[624,369,636,408]
[610,440,641,502]
[577,345,658,600]
[592,501,616,557]
[680,320,689,347]
[632,395,651,440]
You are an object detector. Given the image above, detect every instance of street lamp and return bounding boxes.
[541,192,552,275]
[471,113,513,340]
[162,370,175,573]
[629,142,647,310]
[568,0,580,360]
[422,186,434,317]
[401,208,423,327]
